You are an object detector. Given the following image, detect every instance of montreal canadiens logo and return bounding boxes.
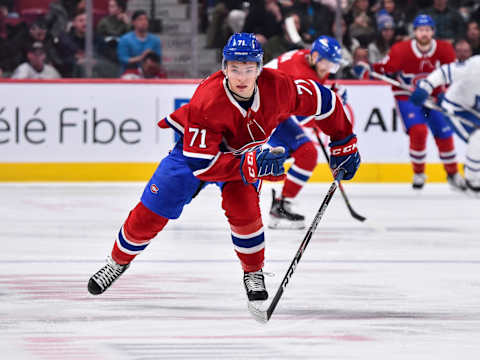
[150,184,159,194]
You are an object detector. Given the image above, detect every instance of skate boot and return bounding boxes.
[243,269,268,301]
[88,256,130,295]
[466,179,480,197]
[412,173,427,190]
[268,189,305,229]
[447,173,467,192]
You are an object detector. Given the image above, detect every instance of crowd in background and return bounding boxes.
[1,0,480,79]
[0,0,164,79]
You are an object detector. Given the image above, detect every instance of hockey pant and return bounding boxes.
[111,140,265,272]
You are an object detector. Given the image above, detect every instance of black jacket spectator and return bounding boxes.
[290,0,334,44]
[9,18,61,73]
[423,0,466,41]
[243,0,284,44]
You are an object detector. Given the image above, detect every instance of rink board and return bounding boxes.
[0,79,466,182]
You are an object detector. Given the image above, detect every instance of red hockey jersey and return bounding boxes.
[161,68,352,182]
[265,49,328,84]
[373,39,455,100]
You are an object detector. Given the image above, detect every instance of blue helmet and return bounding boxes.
[223,33,263,66]
[413,14,435,29]
[311,36,342,65]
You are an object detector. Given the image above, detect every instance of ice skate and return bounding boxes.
[447,173,467,192]
[88,256,130,295]
[268,189,305,229]
[412,173,426,190]
[243,269,268,301]
[466,180,480,197]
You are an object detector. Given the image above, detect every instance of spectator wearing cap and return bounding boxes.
[121,52,166,79]
[10,17,60,72]
[423,0,466,42]
[376,0,408,39]
[454,38,472,62]
[11,42,61,79]
[368,13,395,63]
[117,10,161,72]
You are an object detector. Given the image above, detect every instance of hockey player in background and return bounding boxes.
[410,55,480,195]
[356,14,466,191]
[87,33,360,303]
[264,36,347,229]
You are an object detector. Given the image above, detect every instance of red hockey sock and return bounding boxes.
[222,182,265,272]
[111,202,168,265]
[435,136,458,175]
[231,219,265,272]
[282,141,317,199]
[409,124,428,174]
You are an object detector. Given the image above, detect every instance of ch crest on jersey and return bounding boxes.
[246,110,267,142]
[230,140,268,156]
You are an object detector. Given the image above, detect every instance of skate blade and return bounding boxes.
[268,217,305,230]
[247,301,269,323]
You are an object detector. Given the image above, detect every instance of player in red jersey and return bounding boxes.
[358,14,466,191]
[87,33,360,303]
[264,36,347,229]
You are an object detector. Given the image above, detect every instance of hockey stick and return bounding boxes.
[248,169,346,323]
[371,71,480,131]
[313,128,366,222]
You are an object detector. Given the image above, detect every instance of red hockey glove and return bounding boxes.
[240,147,287,184]
[329,134,360,180]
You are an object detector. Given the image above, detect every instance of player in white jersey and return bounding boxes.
[410,55,480,194]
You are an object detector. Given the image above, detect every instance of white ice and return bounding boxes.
[1,182,480,359]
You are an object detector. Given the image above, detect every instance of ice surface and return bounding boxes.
[1,182,479,359]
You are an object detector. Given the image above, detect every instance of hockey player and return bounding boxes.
[87,33,360,303]
[410,55,480,194]
[264,36,346,229]
[358,14,466,191]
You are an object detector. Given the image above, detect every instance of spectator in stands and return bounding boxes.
[454,38,472,62]
[330,15,360,77]
[243,0,285,45]
[344,45,369,79]
[97,0,130,66]
[55,10,90,76]
[466,20,480,55]
[45,0,69,40]
[96,0,130,38]
[121,52,166,79]
[376,0,408,40]
[10,17,61,73]
[0,4,10,75]
[346,0,376,44]
[290,0,334,44]
[117,10,161,71]
[368,13,395,63]
[423,0,466,42]
[11,41,61,79]
[205,0,245,49]
[263,13,303,63]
